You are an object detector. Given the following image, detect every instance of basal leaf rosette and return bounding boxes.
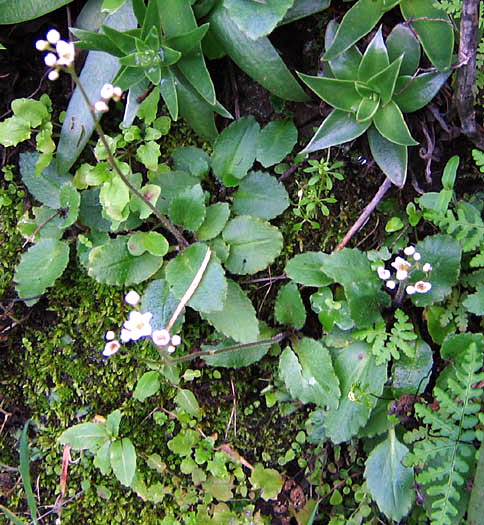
[298,23,450,187]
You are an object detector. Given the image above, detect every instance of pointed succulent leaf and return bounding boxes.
[367,55,403,105]
[297,74,361,112]
[159,67,178,121]
[70,28,124,56]
[354,81,374,99]
[356,96,380,123]
[393,71,451,113]
[166,23,210,55]
[373,101,418,146]
[281,0,330,25]
[158,45,182,67]
[102,24,137,55]
[367,126,407,186]
[400,0,453,72]
[325,20,361,81]
[386,24,420,76]
[323,0,388,61]
[177,52,216,106]
[357,26,389,83]
[301,109,371,154]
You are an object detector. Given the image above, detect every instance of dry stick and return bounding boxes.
[335,177,392,251]
[69,69,189,249]
[456,0,484,149]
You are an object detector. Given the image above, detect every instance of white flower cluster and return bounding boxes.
[35,29,75,80]
[377,245,432,296]
[94,83,123,113]
[103,290,182,357]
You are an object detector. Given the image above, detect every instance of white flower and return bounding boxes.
[406,285,416,295]
[55,40,75,66]
[48,70,59,81]
[124,290,140,306]
[120,328,132,343]
[297,189,304,199]
[94,100,109,113]
[422,263,432,272]
[404,246,415,256]
[100,83,114,100]
[377,266,391,280]
[391,256,411,273]
[103,340,121,357]
[396,269,408,281]
[386,280,396,290]
[415,281,432,293]
[35,39,48,51]
[167,345,176,354]
[152,329,171,346]
[44,52,57,67]
[46,29,61,44]
[112,86,123,101]
[171,334,181,346]
[105,330,115,341]
[413,252,421,261]
[123,311,152,340]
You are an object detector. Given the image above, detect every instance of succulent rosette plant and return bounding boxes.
[298,22,451,186]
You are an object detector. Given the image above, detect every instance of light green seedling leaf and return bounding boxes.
[169,183,206,231]
[324,341,387,444]
[0,115,31,147]
[172,146,211,178]
[15,239,70,306]
[11,98,49,128]
[275,282,306,329]
[223,216,283,274]
[136,141,160,172]
[130,183,161,220]
[168,428,200,456]
[100,175,130,222]
[392,340,433,396]
[106,409,122,439]
[196,202,230,241]
[203,475,234,501]
[232,171,289,220]
[202,280,259,343]
[127,231,168,257]
[412,234,461,307]
[284,252,332,287]
[110,438,136,487]
[20,153,71,209]
[279,338,340,409]
[364,428,414,521]
[310,288,354,332]
[212,116,260,186]
[59,422,109,451]
[166,243,227,313]
[94,441,112,476]
[134,87,159,125]
[256,119,298,167]
[463,285,484,315]
[59,183,80,227]
[250,464,283,501]
[175,388,201,417]
[88,235,163,285]
[133,371,161,401]
[141,279,184,333]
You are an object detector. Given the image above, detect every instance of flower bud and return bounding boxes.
[94,100,109,113]
[46,29,61,44]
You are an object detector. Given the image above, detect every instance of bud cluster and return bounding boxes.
[94,83,123,113]
[35,29,75,80]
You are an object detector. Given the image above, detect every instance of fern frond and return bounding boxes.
[435,201,484,252]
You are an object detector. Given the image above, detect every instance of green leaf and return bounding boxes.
[301,109,371,154]
[0,504,28,524]
[232,171,289,220]
[151,170,199,214]
[15,239,70,306]
[400,0,453,72]
[391,340,433,395]
[94,441,112,476]
[386,24,420,76]
[366,55,403,105]
[136,141,160,172]
[165,243,227,313]
[412,234,461,307]
[256,119,298,167]
[19,421,38,525]
[202,280,259,343]
[225,0,293,40]
[249,464,283,501]
[59,422,109,451]
[297,74,362,113]
[222,216,283,274]
[356,96,380,123]
[158,67,178,121]
[357,26,389,83]
[100,175,130,223]
[0,115,31,147]
[166,24,210,55]
[141,279,184,333]
[324,341,387,443]
[274,282,306,329]
[127,231,168,257]
[373,101,418,146]
[367,126,407,186]
[88,235,163,285]
[129,183,161,220]
[69,27,124,56]
[310,288,354,332]
[102,0,127,14]
[364,428,414,521]
[209,3,309,102]
[284,252,332,287]
[78,188,111,232]
[168,183,206,231]
[172,146,210,178]
[168,428,200,456]
[20,153,71,209]
[212,116,260,186]
[110,438,136,487]
[394,71,450,113]
[106,410,122,439]
[203,475,234,501]
[323,0,387,61]
[281,0,329,25]
[279,338,340,409]
[0,0,73,23]
[463,285,484,315]
[59,183,80,228]
[196,202,230,241]
[325,20,361,81]
[12,98,49,128]
[133,371,161,401]
[175,388,201,417]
